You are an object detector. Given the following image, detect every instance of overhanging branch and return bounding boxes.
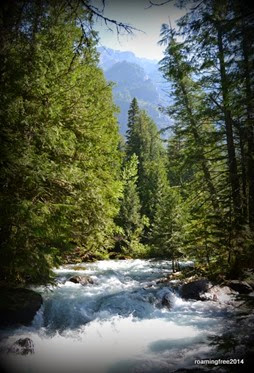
[82,0,143,35]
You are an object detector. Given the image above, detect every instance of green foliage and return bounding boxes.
[150,186,187,260]
[0,2,121,285]
[115,154,148,257]
[124,98,183,259]
[157,0,254,277]
[1,0,253,286]
[117,154,142,235]
[126,99,168,224]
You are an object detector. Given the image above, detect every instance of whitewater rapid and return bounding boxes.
[0,259,236,373]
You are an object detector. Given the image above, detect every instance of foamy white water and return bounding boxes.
[0,259,235,373]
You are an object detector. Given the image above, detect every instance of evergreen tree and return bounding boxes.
[115,154,147,256]
[126,100,168,225]
[151,185,187,270]
[158,0,254,275]
[126,97,140,156]
[158,22,228,273]
[177,0,254,273]
[159,25,220,212]
[0,1,122,285]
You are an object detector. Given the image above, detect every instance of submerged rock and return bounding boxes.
[180,279,210,300]
[0,288,42,327]
[226,280,253,294]
[68,275,94,285]
[8,338,34,355]
[161,293,171,309]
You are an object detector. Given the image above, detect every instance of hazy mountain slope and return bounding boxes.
[98,47,158,74]
[98,47,171,134]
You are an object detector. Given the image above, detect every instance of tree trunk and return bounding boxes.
[240,13,254,228]
[234,121,247,219]
[180,82,220,212]
[216,25,242,224]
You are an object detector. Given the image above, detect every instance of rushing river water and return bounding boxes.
[0,259,238,373]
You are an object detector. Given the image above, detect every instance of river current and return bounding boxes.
[0,259,237,373]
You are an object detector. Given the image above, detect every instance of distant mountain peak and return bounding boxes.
[98,46,158,64]
[98,46,159,73]
[98,46,171,135]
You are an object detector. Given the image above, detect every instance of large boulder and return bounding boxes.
[200,285,237,303]
[8,338,34,355]
[68,275,94,285]
[226,280,253,294]
[180,279,210,300]
[0,288,42,327]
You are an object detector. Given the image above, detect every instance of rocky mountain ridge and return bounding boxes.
[98,47,171,134]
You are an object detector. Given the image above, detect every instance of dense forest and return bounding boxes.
[0,0,253,287]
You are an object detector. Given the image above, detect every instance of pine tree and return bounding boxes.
[126,97,140,156]
[158,0,254,275]
[126,101,168,225]
[151,185,187,270]
[115,154,147,256]
[159,24,220,212]
[0,1,122,285]
[175,0,254,273]
[158,21,228,273]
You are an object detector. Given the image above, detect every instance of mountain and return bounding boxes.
[98,47,171,135]
[98,47,158,74]
[106,61,159,102]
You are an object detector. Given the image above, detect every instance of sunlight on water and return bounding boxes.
[0,259,235,373]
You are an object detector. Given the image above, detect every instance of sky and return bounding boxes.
[93,0,186,61]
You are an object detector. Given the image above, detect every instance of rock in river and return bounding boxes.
[180,279,210,300]
[68,275,94,285]
[8,337,34,355]
[226,280,253,294]
[0,288,42,327]
[161,293,172,309]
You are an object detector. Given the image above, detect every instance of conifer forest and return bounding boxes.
[0,1,254,372]
[1,0,253,285]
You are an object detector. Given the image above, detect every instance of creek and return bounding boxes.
[0,259,239,373]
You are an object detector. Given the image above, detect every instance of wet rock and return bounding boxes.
[246,280,254,290]
[226,280,253,294]
[71,265,87,271]
[0,288,43,327]
[8,338,34,355]
[200,285,237,303]
[161,293,171,309]
[144,282,156,288]
[180,279,210,300]
[169,281,182,293]
[68,275,94,285]
[156,272,182,285]
[168,271,183,280]
[147,294,157,304]
[156,277,170,285]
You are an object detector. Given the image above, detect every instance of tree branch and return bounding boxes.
[81,1,142,35]
[146,0,173,9]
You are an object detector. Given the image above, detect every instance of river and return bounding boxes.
[0,259,239,373]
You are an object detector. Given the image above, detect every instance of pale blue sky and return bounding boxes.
[93,0,186,60]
